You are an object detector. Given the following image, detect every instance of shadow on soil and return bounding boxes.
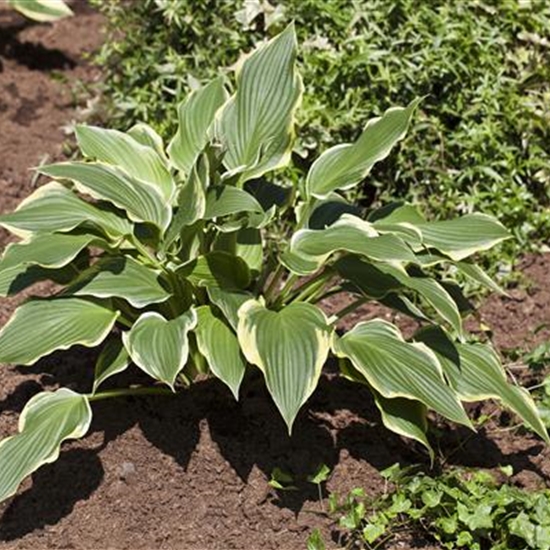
[0,347,547,541]
[0,13,75,72]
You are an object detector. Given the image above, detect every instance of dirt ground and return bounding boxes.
[0,3,549,550]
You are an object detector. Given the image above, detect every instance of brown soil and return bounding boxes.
[0,4,549,550]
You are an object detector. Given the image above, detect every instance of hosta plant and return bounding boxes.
[0,25,546,503]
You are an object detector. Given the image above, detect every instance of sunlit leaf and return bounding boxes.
[0,389,91,504]
[72,256,171,308]
[39,162,171,231]
[307,99,421,199]
[76,125,174,202]
[216,24,302,182]
[0,182,132,240]
[122,310,197,389]
[333,320,471,427]
[0,233,99,297]
[287,214,416,275]
[0,297,118,366]
[237,300,331,432]
[416,327,549,442]
[194,306,246,399]
[168,77,228,173]
[8,0,72,21]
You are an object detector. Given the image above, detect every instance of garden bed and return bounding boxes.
[0,5,549,550]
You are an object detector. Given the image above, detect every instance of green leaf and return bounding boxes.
[0,233,99,297]
[287,214,416,275]
[93,338,130,393]
[237,300,331,432]
[168,77,228,173]
[214,228,263,272]
[457,262,506,295]
[76,125,174,202]
[204,186,264,219]
[341,357,433,456]
[194,306,246,399]
[39,162,171,231]
[333,320,471,427]
[0,233,96,271]
[0,182,132,240]
[8,0,72,21]
[72,256,171,308]
[179,251,251,290]
[127,123,167,159]
[307,463,331,484]
[415,327,549,442]
[307,99,421,199]
[307,529,326,550]
[458,502,493,530]
[372,206,510,260]
[268,467,297,490]
[164,154,209,248]
[509,513,536,547]
[373,390,433,460]
[0,298,119,366]
[416,214,510,261]
[383,265,463,335]
[0,389,91,504]
[336,257,462,334]
[363,523,386,544]
[335,257,402,299]
[206,287,252,331]
[216,24,302,182]
[122,310,197,389]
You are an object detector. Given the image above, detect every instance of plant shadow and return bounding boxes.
[0,449,103,541]
[1,349,548,537]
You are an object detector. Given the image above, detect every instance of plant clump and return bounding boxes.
[0,25,546,504]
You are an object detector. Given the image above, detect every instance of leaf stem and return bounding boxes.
[329,297,368,324]
[313,286,344,304]
[129,236,162,268]
[264,263,286,302]
[274,273,299,305]
[88,386,173,402]
[286,268,332,304]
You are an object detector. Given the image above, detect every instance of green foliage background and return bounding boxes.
[91,0,550,255]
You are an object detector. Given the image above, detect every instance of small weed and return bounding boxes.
[309,464,550,550]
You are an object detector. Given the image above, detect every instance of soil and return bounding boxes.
[0,4,549,550]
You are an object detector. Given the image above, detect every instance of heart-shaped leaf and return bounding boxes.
[72,256,171,308]
[237,300,331,432]
[122,310,197,389]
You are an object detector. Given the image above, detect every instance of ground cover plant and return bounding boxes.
[0,25,547,505]
[91,0,550,260]
[313,464,550,550]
